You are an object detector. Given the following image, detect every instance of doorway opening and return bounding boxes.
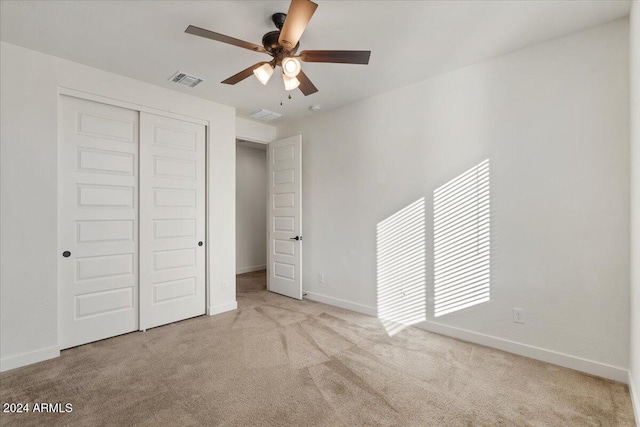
[236,139,268,293]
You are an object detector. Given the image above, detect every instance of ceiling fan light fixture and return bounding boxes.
[253,63,274,85]
[282,57,301,77]
[283,74,301,91]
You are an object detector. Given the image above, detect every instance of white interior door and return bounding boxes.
[268,135,302,300]
[59,96,139,349]
[139,112,206,329]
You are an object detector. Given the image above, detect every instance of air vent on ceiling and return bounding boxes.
[249,109,282,122]
[169,71,204,88]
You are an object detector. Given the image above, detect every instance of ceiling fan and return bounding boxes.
[185,0,371,96]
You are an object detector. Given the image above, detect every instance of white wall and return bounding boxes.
[0,42,237,371]
[629,0,640,418]
[278,19,630,381]
[236,117,276,143]
[236,144,268,274]
[1,42,59,370]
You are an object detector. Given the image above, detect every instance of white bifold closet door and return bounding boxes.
[59,97,206,349]
[139,112,206,330]
[59,96,140,349]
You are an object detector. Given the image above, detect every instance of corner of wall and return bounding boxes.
[629,0,639,423]
[208,301,238,316]
[628,371,640,426]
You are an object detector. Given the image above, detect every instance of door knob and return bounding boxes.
[62,251,71,258]
[289,236,302,241]
[198,241,203,247]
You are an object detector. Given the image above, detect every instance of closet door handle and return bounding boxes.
[62,251,71,258]
[198,241,203,247]
[289,236,302,241]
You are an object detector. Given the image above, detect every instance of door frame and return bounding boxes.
[57,87,211,341]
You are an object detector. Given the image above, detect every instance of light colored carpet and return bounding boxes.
[0,270,635,426]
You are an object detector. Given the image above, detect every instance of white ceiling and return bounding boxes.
[0,1,631,124]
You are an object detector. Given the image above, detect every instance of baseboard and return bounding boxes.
[302,290,377,317]
[208,301,238,316]
[0,345,60,372]
[301,291,627,383]
[629,371,640,425]
[236,265,266,275]
[414,320,628,383]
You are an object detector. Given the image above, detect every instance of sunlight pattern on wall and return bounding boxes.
[434,160,490,317]
[376,198,426,335]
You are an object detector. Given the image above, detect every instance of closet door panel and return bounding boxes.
[139,113,206,329]
[59,96,139,349]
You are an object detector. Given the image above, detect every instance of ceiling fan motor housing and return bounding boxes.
[272,13,287,30]
[262,31,282,52]
[263,12,300,59]
[262,29,299,60]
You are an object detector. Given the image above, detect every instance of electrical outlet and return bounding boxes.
[513,308,525,324]
[318,274,325,283]
[222,281,228,290]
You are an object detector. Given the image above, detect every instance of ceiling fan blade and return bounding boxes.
[278,0,318,51]
[185,25,267,54]
[221,62,269,85]
[299,50,371,65]
[297,70,318,96]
